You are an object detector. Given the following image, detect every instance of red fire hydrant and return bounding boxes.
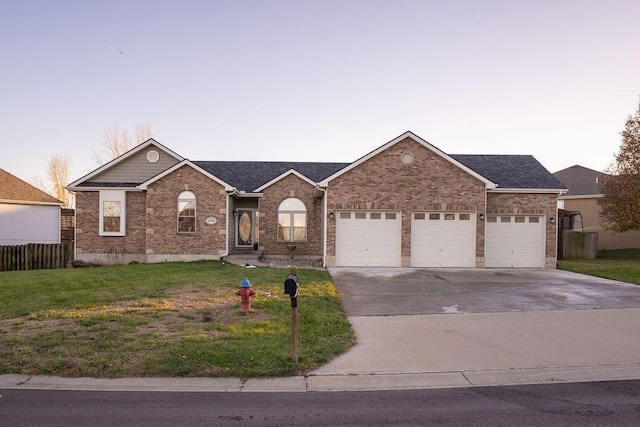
[236,277,256,315]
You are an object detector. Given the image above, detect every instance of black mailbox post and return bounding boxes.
[284,273,298,297]
[284,272,299,362]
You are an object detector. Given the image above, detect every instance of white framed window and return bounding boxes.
[99,190,126,236]
[278,198,307,242]
[177,191,196,233]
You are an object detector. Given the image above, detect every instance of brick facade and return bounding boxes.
[146,165,227,258]
[325,137,487,267]
[73,135,561,268]
[75,165,227,264]
[75,191,147,263]
[487,192,559,266]
[258,174,324,257]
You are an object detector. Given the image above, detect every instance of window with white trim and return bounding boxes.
[99,190,126,236]
[177,191,196,233]
[278,198,307,241]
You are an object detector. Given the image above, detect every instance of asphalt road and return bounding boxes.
[329,268,640,316]
[2,380,640,426]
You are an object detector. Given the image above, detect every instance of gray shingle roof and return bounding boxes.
[451,155,566,189]
[0,168,63,204]
[553,165,604,196]
[193,161,349,192]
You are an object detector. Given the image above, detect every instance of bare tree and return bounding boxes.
[93,122,153,165]
[33,152,74,208]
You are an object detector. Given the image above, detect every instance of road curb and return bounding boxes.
[2,363,639,392]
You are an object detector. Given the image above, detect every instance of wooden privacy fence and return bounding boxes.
[561,231,598,260]
[0,243,74,272]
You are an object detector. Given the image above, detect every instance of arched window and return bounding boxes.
[177,191,196,233]
[278,198,306,242]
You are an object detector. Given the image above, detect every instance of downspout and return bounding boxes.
[223,191,232,258]
[482,186,487,269]
[322,186,328,268]
[71,191,77,261]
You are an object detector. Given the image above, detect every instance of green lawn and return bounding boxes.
[557,248,640,285]
[0,261,355,378]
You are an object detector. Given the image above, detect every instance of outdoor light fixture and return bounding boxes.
[479,213,485,221]
[329,212,335,219]
[549,217,555,224]
[233,210,238,218]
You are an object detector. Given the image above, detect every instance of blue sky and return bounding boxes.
[1,0,639,185]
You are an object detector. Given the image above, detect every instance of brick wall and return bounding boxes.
[326,137,487,265]
[146,165,227,256]
[259,174,324,256]
[75,191,147,262]
[487,192,558,261]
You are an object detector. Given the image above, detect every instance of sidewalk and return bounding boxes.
[2,308,640,392]
[2,363,640,393]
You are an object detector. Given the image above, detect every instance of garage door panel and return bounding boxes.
[485,216,544,268]
[411,212,476,268]
[336,211,401,267]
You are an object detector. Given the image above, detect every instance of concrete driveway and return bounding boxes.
[310,268,640,385]
[328,268,640,316]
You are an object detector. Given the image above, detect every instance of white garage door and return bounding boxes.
[336,211,401,267]
[411,212,476,267]
[485,215,545,268]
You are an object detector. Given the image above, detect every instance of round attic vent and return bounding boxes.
[401,152,414,164]
[147,150,160,163]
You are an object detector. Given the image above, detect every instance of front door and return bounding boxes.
[236,209,254,247]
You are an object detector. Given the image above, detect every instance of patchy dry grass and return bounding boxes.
[0,261,355,378]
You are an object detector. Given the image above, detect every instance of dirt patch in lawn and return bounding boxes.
[0,285,276,377]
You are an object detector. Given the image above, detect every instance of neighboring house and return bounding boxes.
[0,168,63,245]
[68,131,566,268]
[554,165,640,249]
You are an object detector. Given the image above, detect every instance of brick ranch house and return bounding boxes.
[67,131,567,268]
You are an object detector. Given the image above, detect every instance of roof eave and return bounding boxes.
[67,186,144,192]
[559,193,603,200]
[489,188,568,194]
[0,199,63,206]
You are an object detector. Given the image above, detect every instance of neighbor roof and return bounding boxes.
[451,155,567,190]
[0,168,63,205]
[553,165,604,196]
[193,161,349,192]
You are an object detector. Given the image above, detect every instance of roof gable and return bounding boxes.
[319,131,496,188]
[254,169,316,192]
[553,165,603,196]
[68,139,184,189]
[0,169,62,205]
[138,160,234,191]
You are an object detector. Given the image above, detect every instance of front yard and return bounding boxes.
[0,261,355,378]
[557,248,640,285]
